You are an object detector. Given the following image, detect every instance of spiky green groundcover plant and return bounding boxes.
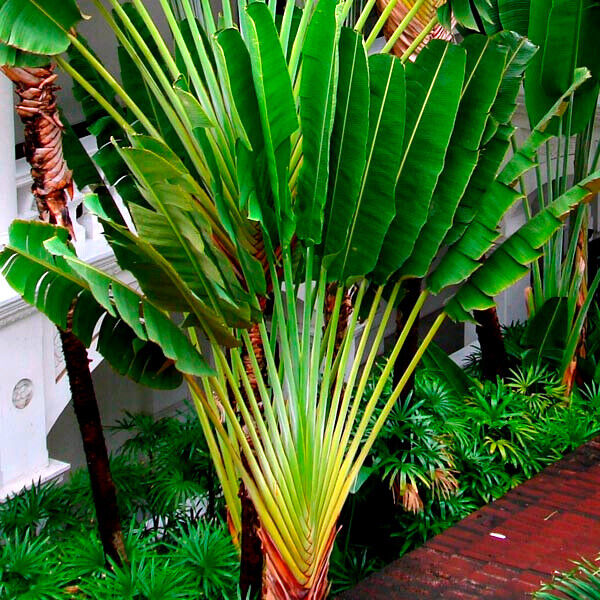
[535,557,600,599]
[0,0,599,596]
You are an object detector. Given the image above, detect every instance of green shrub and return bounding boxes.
[0,408,235,600]
[168,522,239,598]
[0,532,66,599]
[339,359,600,565]
[535,557,600,599]
[1,366,598,598]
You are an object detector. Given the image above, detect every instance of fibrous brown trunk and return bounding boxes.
[2,64,126,565]
[324,283,354,357]
[259,528,335,600]
[2,65,74,235]
[393,278,421,396]
[376,0,454,59]
[474,306,508,381]
[564,226,588,394]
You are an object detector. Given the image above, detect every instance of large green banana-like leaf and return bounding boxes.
[0,221,210,386]
[525,0,600,134]
[115,138,257,325]
[497,0,530,34]
[450,0,491,30]
[374,40,465,280]
[67,39,123,144]
[487,32,537,131]
[243,2,298,243]
[62,119,104,192]
[399,35,508,279]
[215,28,279,243]
[0,44,47,67]
[442,32,536,247]
[442,0,501,32]
[85,191,242,348]
[215,29,262,155]
[502,67,591,184]
[330,53,405,280]
[44,235,214,377]
[0,0,81,56]
[65,37,142,227]
[321,28,369,274]
[175,16,217,91]
[422,340,474,397]
[61,120,127,227]
[296,0,339,245]
[540,0,600,98]
[115,4,187,160]
[445,171,600,320]
[540,1,582,97]
[428,67,591,294]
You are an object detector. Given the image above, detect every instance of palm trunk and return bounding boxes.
[2,66,74,234]
[376,0,454,58]
[60,324,127,564]
[564,225,588,394]
[324,283,354,357]
[239,285,269,597]
[239,457,263,599]
[259,528,335,600]
[2,64,126,565]
[474,306,508,381]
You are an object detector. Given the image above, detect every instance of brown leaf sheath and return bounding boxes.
[2,65,74,236]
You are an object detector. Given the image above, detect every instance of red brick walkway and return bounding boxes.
[342,438,600,599]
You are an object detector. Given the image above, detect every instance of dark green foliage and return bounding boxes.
[338,356,600,570]
[572,302,600,384]
[535,556,600,598]
[80,555,196,600]
[2,364,599,598]
[329,545,381,596]
[0,532,67,600]
[473,309,600,388]
[0,407,233,600]
[168,522,239,597]
[0,479,77,538]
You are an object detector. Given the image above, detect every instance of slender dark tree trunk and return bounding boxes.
[239,295,268,598]
[2,64,126,565]
[60,325,126,564]
[393,278,422,397]
[474,306,508,381]
[239,457,263,599]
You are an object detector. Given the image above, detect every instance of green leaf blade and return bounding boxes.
[322,28,370,277]
[400,35,508,280]
[375,41,466,280]
[334,53,405,281]
[0,0,81,55]
[296,0,339,245]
